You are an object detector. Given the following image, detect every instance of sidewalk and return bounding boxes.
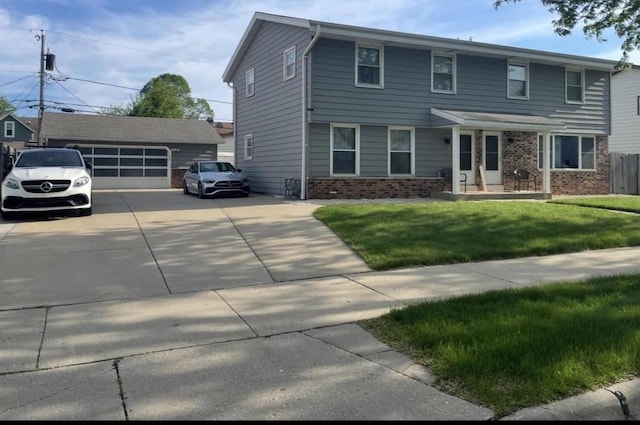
[2,246,639,419]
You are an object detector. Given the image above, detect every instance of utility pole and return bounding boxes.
[36,29,45,146]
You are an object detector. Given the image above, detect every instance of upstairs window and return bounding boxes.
[565,69,584,103]
[432,53,456,93]
[244,134,253,160]
[283,46,296,81]
[4,121,15,138]
[356,44,383,88]
[508,62,528,99]
[246,68,255,97]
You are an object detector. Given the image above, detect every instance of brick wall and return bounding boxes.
[171,168,187,188]
[500,132,609,195]
[307,178,443,199]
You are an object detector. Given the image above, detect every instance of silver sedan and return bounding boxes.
[183,161,250,198]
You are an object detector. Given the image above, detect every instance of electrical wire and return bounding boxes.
[0,75,37,87]
[10,79,40,111]
[53,80,101,114]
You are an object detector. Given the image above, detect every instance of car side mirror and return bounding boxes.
[236,168,242,172]
[85,162,92,170]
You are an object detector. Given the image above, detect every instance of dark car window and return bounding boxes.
[16,150,84,168]
[216,162,236,172]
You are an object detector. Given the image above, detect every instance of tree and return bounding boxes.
[123,73,213,119]
[494,0,640,67]
[0,95,15,115]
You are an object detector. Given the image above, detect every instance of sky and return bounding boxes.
[0,0,635,122]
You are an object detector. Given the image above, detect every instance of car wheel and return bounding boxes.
[197,183,205,198]
[242,192,249,197]
[80,207,92,217]
[1,210,16,220]
[183,182,189,195]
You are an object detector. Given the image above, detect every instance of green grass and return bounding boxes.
[313,201,640,270]
[549,195,640,214]
[359,274,640,417]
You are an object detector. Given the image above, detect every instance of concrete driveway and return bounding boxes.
[0,189,370,309]
[1,189,637,420]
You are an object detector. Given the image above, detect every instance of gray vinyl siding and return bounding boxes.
[309,39,610,133]
[0,118,33,143]
[309,124,451,177]
[232,21,310,195]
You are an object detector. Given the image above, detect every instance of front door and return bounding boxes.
[459,132,475,185]
[483,133,502,185]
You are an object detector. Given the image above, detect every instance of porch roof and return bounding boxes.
[430,108,567,132]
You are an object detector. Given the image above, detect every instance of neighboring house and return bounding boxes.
[0,114,35,147]
[610,66,640,153]
[211,120,235,164]
[222,12,616,199]
[39,111,223,189]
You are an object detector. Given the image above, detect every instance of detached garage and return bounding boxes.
[40,112,224,189]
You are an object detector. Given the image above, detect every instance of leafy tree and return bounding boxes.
[0,95,15,115]
[127,73,213,119]
[494,0,640,67]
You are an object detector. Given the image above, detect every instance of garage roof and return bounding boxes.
[40,112,224,145]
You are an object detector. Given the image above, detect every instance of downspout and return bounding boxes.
[227,82,236,164]
[301,24,321,200]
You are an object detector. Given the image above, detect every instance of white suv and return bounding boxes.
[1,148,92,220]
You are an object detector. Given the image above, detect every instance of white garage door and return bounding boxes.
[72,145,171,189]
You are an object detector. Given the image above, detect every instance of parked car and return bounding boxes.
[1,148,92,220]
[183,161,250,198]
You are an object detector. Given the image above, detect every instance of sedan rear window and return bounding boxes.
[15,150,84,168]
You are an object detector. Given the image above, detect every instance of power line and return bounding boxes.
[53,80,101,114]
[11,79,40,111]
[0,75,37,87]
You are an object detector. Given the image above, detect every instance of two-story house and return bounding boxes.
[222,12,617,199]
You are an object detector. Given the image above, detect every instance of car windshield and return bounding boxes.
[15,150,84,168]
[200,162,236,172]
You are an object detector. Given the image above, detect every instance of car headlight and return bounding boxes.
[74,176,90,187]
[4,178,19,189]
[202,179,215,184]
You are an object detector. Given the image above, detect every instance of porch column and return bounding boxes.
[542,131,551,194]
[451,126,461,194]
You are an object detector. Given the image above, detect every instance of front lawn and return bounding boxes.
[359,274,640,417]
[313,201,640,270]
[549,195,640,214]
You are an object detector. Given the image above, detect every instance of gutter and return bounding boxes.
[301,24,321,200]
[227,82,236,163]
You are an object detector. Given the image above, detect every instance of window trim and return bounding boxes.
[4,121,15,138]
[246,68,255,98]
[355,43,384,89]
[565,68,585,104]
[283,45,296,81]
[431,52,456,94]
[330,123,360,176]
[507,61,529,100]
[388,126,415,176]
[244,134,254,160]
[537,133,596,171]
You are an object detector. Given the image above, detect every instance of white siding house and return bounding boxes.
[610,66,640,153]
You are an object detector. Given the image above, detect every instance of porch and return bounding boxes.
[431,185,551,201]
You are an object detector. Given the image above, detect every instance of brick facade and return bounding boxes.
[306,131,609,199]
[499,131,609,195]
[307,178,444,199]
[171,168,187,189]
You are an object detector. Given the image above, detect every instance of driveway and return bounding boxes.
[0,189,370,309]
